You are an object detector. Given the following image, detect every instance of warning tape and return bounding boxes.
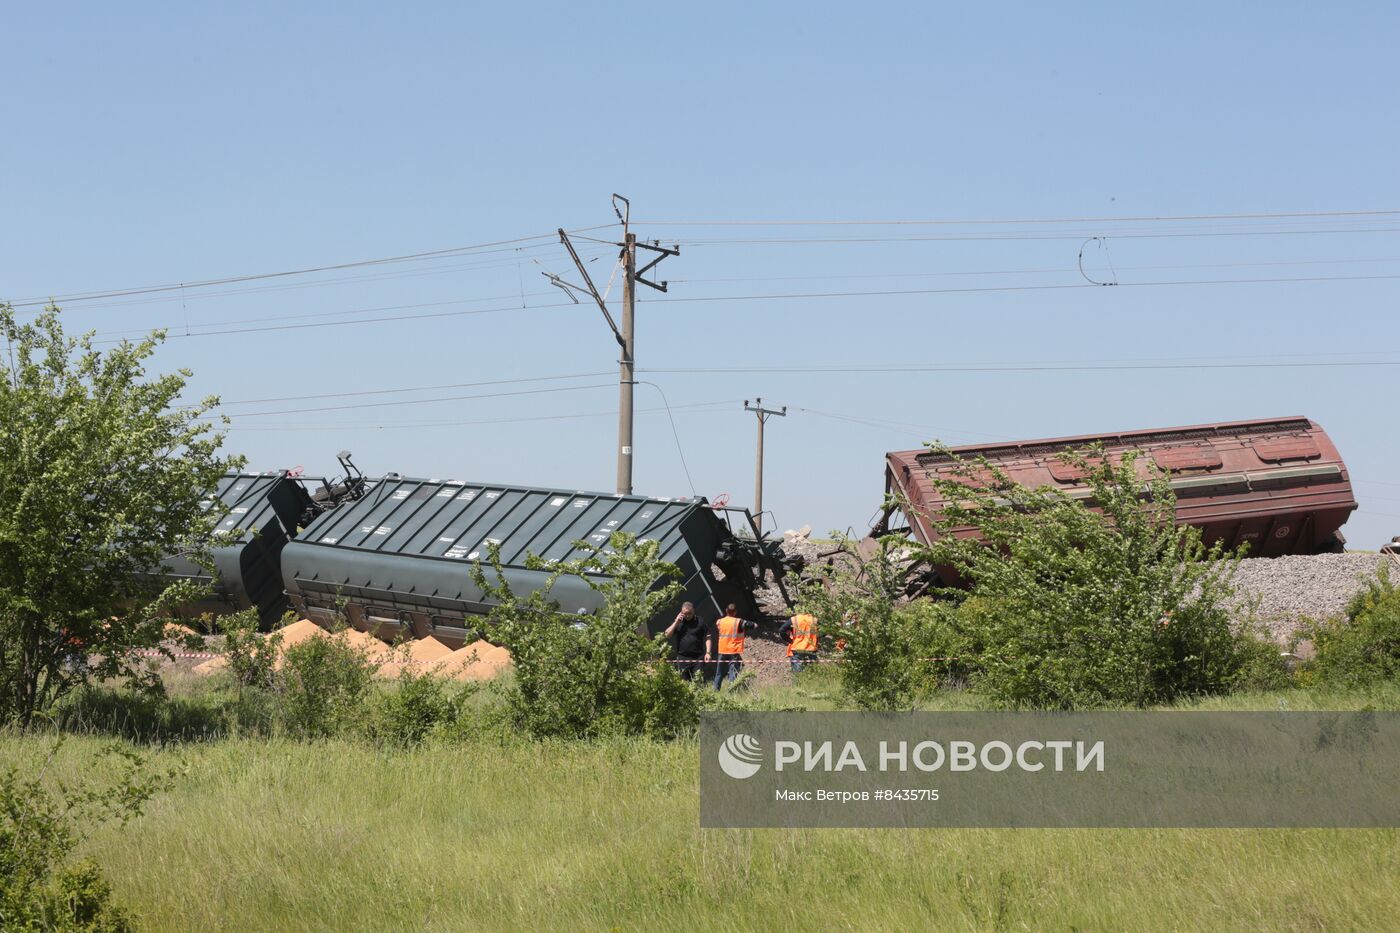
[135,648,221,660]
[661,656,968,665]
[134,649,974,666]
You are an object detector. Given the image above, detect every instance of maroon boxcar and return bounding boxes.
[874,416,1357,559]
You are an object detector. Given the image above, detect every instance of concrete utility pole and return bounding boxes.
[617,233,636,495]
[553,195,678,496]
[743,398,786,535]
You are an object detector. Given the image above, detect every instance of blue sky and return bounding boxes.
[4,2,1398,546]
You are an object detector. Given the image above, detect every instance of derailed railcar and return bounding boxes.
[875,416,1358,563]
[158,471,321,626]
[280,476,772,647]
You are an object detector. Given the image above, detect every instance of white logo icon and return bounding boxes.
[718,734,763,779]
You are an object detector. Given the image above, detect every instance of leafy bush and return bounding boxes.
[278,636,376,738]
[1226,627,1293,693]
[1,743,177,931]
[622,659,703,740]
[472,531,701,739]
[369,671,475,746]
[217,609,283,698]
[1304,567,1400,687]
[797,537,959,710]
[909,445,1249,709]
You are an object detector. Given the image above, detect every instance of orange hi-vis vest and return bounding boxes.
[716,616,746,655]
[788,613,818,655]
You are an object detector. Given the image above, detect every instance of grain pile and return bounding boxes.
[376,635,453,678]
[186,619,514,681]
[441,639,513,680]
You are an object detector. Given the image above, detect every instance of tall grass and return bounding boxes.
[6,683,1400,932]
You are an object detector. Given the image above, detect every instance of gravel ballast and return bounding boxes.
[1228,552,1391,642]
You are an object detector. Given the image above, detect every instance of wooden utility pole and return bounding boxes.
[553,196,678,496]
[743,398,786,535]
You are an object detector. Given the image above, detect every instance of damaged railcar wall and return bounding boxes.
[877,416,1358,561]
[155,472,321,627]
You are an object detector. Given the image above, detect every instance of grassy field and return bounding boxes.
[7,676,1400,931]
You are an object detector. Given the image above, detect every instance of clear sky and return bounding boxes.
[4,2,1398,547]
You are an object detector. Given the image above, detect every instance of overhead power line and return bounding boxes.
[91,296,587,345]
[669,255,1400,286]
[206,370,615,408]
[635,208,1400,227]
[5,224,615,309]
[225,399,737,432]
[222,382,616,418]
[46,243,616,316]
[645,272,1400,305]
[670,226,1400,247]
[642,359,1400,375]
[15,208,1395,310]
[89,270,1400,345]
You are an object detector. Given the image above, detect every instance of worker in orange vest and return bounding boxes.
[712,603,757,691]
[779,611,819,672]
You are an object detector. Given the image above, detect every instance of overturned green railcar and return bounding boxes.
[279,476,783,647]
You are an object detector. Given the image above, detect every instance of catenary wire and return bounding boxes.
[205,370,616,408]
[668,255,1400,286]
[637,381,698,496]
[14,208,1397,310]
[634,208,1400,227]
[4,224,616,308]
[220,382,617,418]
[28,243,616,317]
[86,271,1400,344]
[668,226,1400,246]
[642,359,1400,375]
[223,399,737,431]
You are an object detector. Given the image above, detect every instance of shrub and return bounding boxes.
[1226,627,1293,693]
[1305,567,1400,687]
[620,659,702,740]
[798,537,955,710]
[217,609,283,699]
[472,531,700,739]
[278,636,376,738]
[370,671,475,746]
[911,444,1248,709]
[1,743,177,931]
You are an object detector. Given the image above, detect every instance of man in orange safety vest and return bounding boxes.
[712,603,757,691]
[779,611,819,672]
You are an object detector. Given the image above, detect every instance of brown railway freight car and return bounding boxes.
[873,416,1358,562]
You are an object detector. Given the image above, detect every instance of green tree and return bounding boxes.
[914,444,1247,708]
[0,305,240,725]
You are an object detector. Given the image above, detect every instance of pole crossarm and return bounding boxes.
[558,228,625,347]
[633,242,680,292]
[743,398,788,420]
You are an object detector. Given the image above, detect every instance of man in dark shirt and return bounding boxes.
[664,602,713,682]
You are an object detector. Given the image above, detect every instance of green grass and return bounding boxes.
[6,678,1400,931]
[4,724,1398,932]
[728,665,1400,713]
